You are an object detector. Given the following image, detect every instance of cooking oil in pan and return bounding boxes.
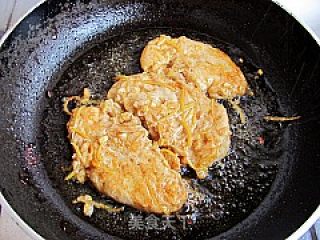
[42,28,287,240]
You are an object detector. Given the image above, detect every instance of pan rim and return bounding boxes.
[0,0,47,238]
[270,2,320,239]
[0,193,44,240]
[0,0,319,239]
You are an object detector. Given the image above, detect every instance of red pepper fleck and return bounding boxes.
[187,219,193,225]
[257,136,265,145]
[24,146,39,166]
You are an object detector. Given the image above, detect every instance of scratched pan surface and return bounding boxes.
[0,0,319,239]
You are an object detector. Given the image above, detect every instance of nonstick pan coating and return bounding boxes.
[0,0,319,240]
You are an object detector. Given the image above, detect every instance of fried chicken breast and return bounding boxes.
[64,35,245,214]
[67,95,187,214]
[140,35,248,99]
[108,72,231,178]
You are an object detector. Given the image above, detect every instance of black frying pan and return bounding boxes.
[0,0,319,239]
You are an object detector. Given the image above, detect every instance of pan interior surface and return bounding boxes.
[0,0,319,240]
[43,27,285,240]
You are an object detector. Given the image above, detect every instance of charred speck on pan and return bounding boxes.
[41,28,286,240]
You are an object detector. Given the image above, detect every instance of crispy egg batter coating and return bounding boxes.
[67,94,187,214]
[141,35,248,99]
[108,72,231,178]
